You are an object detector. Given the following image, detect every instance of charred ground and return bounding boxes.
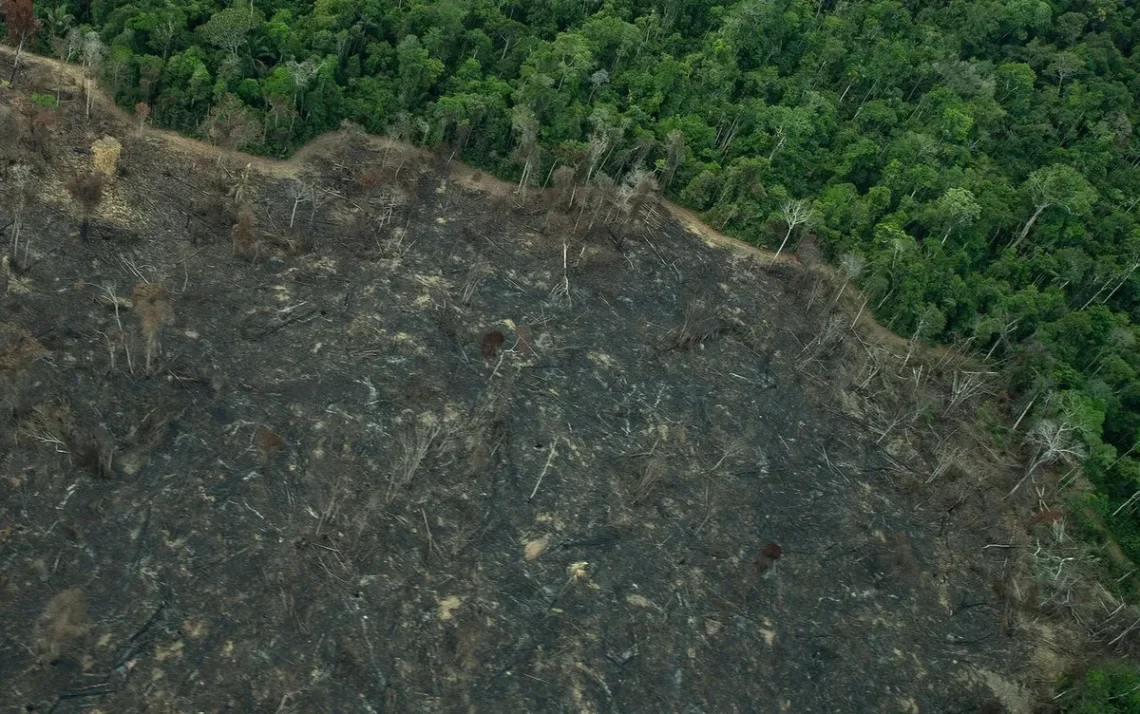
[1,55,1131,714]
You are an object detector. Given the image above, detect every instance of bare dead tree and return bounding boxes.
[384,112,414,171]
[772,199,816,262]
[1009,418,1087,496]
[7,164,32,266]
[131,283,174,374]
[3,0,40,83]
[832,252,865,306]
[285,58,320,132]
[945,370,996,414]
[618,167,658,227]
[53,27,82,101]
[21,103,56,158]
[232,207,259,259]
[794,233,823,306]
[553,165,577,209]
[287,180,308,229]
[81,31,106,119]
[283,179,330,231]
[0,321,48,418]
[305,182,329,229]
[580,171,615,232]
[134,102,150,136]
[511,106,540,202]
[550,242,572,305]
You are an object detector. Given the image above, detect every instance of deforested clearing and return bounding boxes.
[1,54,1135,714]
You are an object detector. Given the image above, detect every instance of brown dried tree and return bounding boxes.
[134,102,150,135]
[3,0,41,83]
[65,171,105,242]
[231,207,259,260]
[131,284,174,374]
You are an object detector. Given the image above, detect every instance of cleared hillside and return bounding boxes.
[2,50,1136,714]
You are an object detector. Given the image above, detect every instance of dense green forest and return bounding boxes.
[4,0,1140,563]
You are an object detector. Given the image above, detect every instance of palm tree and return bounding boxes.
[41,4,74,41]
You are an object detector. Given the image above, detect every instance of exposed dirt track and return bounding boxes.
[5,48,796,245]
[0,48,1094,714]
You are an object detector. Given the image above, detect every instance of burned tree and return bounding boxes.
[232,207,259,260]
[65,171,105,242]
[3,0,41,83]
[6,164,32,266]
[44,6,75,99]
[20,101,57,157]
[131,283,174,374]
[0,103,16,159]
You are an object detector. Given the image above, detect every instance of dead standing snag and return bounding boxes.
[132,284,174,374]
[134,102,150,136]
[232,207,259,259]
[3,0,41,83]
[6,163,32,266]
[65,171,105,242]
[772,199,816,263]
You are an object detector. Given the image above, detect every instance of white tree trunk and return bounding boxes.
[10,35,26,83]
[772,225,794,263]
[1010,204,1047,251]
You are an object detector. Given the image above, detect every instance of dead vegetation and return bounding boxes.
[37,588,87,661]
[65,170,105,242]
[1,52,1135,714]
[131,282,173,373]
[0,320,47,416]
[776,247,1140,674]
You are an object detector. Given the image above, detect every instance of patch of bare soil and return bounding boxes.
[3,54,1126,714]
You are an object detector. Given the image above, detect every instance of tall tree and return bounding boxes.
[1011,165,1098,251]
[934,188,982,245]
[197,6,260,61]
[80,30,105,118]
[511,105,540,200]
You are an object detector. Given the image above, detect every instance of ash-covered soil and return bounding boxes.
[2,61,1049,714]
